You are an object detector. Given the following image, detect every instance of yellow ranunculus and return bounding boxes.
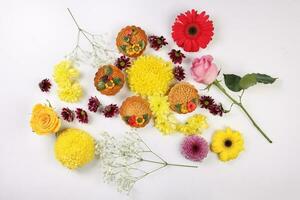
[30,104,61,135]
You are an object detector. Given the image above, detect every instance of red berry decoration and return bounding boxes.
[128,115,138,127]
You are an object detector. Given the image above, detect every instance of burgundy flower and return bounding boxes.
[168,49,186,64]
[88,96,101,112]
[39,78,52,92]
[209,104,224,116]
[75,108,88,123]
[199,96,215,109]
[173,66,185,81]
[61,107,75,122]
[181,136,208,161]
[148,35,168,50]
[115,55,131,70]
[199,96,224,116]
[102,104,119,118]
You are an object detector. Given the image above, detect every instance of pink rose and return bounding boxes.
[191,55,219,85]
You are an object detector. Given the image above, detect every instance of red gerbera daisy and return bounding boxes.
[172,9,214,52]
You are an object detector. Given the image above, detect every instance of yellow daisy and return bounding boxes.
[127,55,174,97]
[211,127,244,162]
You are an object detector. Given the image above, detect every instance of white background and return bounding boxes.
[1,0,300,199]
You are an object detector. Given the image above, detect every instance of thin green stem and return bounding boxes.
[141,159,198,168]
[137,134,167,163]
[213,81,273,143]
[167,163,198,168]
[67,8,95,46]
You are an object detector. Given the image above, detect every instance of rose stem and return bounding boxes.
[213,81,273,143]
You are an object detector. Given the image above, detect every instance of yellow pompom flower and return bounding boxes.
[58,82,83,103]
[127,55,174,97]
[53,60,79,87]
[176,114,208,135]
[211,127,244,162]
[55,128,95,169]
[30,104,61,135]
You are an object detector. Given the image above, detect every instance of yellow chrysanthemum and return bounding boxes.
[149,96,170,116]
[211,127,244,162]
[53,60,79,87]
[58,82,83,103]
[127,55,174,97]
[154,115,177,134]
[176,114,208,135]
[30,104,61,135]
[149,95,208,135]
[55,128,95,169]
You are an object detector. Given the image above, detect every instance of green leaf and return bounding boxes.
[139,40,145,49]
[123,36,130,42]
[123,116,130,123]
[143,114,149,121]
[119,45,127,53]
[239,74,257,89]
[97,81,106,91]
[191,98,197,104]
[252,73,277,84]
[113,77,122,85]
[224,74,242,92]
[175,104,182,112]
[103,65,113,76]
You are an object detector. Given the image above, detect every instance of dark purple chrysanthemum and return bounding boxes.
[102,104,119,118]
[88,96,101,112]
[199,95,215,109]
[61,107,75,122]
[173,66,185,81]
[181,136,208,161]
[39,78,52,92]
[168,49,186,64]
[148,35,168,50]
[209,103,224,116]
[75,108,88,123]
[115,55,131,70]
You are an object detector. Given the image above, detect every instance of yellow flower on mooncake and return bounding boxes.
[30,104,61,135]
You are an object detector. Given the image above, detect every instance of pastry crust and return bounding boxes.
[120,96,152,128]
[168,82,199,114]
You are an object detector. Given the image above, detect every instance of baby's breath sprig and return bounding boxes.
[96,132,197,193]
[66,8,118,67]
